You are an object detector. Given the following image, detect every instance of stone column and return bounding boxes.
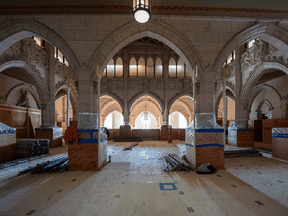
[120,52,131,137]
[66,68,71,127]
[36,43,62,148]
[228,46,254,147]
[280,99,288,118]
[161,54,169,140]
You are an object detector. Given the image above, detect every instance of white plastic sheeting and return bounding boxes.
[228,119,252,130]
[78,113,98,130]
[185,113,223,147]
[53,126,63,139]
[0,122,16,134]
[272,128,288,133]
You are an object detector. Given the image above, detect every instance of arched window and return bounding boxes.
[129,57,137,77]
[169,58,176,77]
[177,58,185,77]
[107,58,114,77]
[155,58,162,77]
[147,57,154,77]
[115,57,123,77]
[138,57,145,76]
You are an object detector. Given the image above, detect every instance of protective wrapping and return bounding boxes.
[272,128,288,134]
[0,122,16,134]
[228,119,253,130]
[185,113,223,147]
[0,122,16,148]
[78,113,98,130]
[98,128,108,169]
[53,126,63,139]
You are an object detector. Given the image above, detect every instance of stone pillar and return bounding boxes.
[280,99,288,118]
[66,68,72,127]
[120,52,131,137]
[68,70,107,171]
[36,43,62,148]
[197,71,215,113]
[228,46,254,147]
[161,54,169,140]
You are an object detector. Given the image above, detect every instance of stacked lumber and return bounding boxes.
[0,155,46,170]
[18,154,68,175]
[16,139,49,158]
[160,154,194,172]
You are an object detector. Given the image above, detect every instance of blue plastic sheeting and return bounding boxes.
[196,128,224,133]
[272,133,288,138]
[195,144,224,148]
[0,122,16,134]
[159,183,177,190]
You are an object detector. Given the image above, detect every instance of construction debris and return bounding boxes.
[224,149,262,158]
[16,139,50,158]
[196,163,217,174]
[18,154,68,175]
[122,143,139,151]
[160,154,194,172]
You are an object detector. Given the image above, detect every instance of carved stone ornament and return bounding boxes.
[16,89,30,108]
[109,79,124,90]
[101,78,109,90]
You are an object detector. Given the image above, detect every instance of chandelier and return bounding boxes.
[133,0,151,23]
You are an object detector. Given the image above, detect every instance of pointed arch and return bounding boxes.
[128,92,164,114]
[240,62,288,103]
[90,20,203,78]
[5,83,41,109]
[0,60,49,105]
[167,93,194,113]
[100,92,124,113]
[0,19,79,76]
[214,22,288,79]
[129,57,137,77]
[169,57,177,77]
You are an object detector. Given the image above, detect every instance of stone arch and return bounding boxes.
[241,62,288,103]
[0,60,49,105]
[167,93,194,114]
[128,92,164,114]
[214,86,236,115]
[248,83,282,113]
[90,20,203,78]
[214,22,288,79]
[55,85,78,121]
[5,83,41,109]
[256,99,274,112]
[0,19,79,76]
[100,92,124,113]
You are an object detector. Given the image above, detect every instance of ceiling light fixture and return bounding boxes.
[133,0,151,23]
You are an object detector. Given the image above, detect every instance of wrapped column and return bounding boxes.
[272,128,288,160]
[228,120,254,147]
[0,122,16,162]
[185,113,224,170]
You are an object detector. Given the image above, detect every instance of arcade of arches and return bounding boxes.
[1,2,288,215]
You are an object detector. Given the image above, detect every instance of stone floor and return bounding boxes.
[0,140,287,216]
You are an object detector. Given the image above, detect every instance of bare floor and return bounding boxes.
[0,141,287,216]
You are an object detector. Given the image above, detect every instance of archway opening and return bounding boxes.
[217,96,235,122]
[104,111,124,129]
[130,95,162,129]
[100,95,123,129]
[169,95,194,128]
[169,111,188,128]
[55,95,73,132]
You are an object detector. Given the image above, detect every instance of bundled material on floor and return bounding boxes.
[122,143,139,151]
[114,137,143,142]
[224,149,262,158]
[0,155,47,170]
[16,139,50,158]
[196,163,217,174]
[18,153,68,175]
[160,154,194,172]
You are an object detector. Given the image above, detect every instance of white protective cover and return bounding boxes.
[272,128,288,133]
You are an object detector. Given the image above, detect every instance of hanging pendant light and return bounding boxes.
[133,0,151,23]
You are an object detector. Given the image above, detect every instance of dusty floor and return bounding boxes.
[0,140,287,216]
